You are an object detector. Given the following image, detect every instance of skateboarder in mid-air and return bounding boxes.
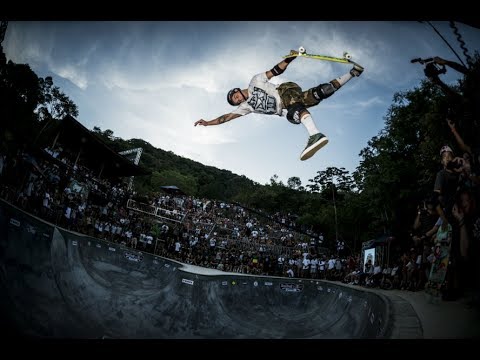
[194,49,364,161]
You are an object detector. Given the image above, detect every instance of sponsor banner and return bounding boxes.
[280,283,304,292]
[182,278,194,285]
[108,247,116,252]
[26,225,36,234]
[96,244,101,248]
[9,218,20,227]
[72,241,78,246]
[264,282,273,286]
[124,252,143,263]
[221,281,228,286]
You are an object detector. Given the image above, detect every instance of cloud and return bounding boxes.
[53,64,88,89]
[356,96,386,108]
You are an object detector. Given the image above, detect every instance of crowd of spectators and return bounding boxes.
[0,143,468,301]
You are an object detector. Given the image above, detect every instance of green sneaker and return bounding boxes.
[300,133,329,161]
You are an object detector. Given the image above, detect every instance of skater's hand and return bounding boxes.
[194,119,208,126]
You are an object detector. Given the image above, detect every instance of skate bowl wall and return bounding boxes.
[0,199,391,339]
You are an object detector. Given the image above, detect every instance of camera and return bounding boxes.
[424,62,446,78]
[446,160,463,170]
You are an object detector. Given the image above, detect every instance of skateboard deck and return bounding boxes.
[283,46,355,65]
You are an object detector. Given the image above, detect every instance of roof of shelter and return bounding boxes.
[56,115,151,178]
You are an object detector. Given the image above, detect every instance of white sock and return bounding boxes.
[300,113,319,136]
[333,72,353,88]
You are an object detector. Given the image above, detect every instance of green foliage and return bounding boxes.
[36,76,79,122]
[151,169,198,195]
[0,56,41,149]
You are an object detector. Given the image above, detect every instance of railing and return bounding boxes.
[126,199,186,223]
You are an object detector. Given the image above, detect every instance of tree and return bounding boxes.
[0,60,41,146]
[287,176,302,190]
[36,76,78,122]
[151,169,198,196]
[307,167,354,244]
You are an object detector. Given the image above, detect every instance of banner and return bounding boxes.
[280,283,303,292]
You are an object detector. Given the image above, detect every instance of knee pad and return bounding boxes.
[312,83,336,101]
[286,103,306,124]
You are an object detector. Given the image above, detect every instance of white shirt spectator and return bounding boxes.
[335,259,342,271]
[302,258,311,270]
[64,206,72,219]
[319,260,326,271]
[328,258,336,270]
[146,235,153,245]
[43,192,50,208]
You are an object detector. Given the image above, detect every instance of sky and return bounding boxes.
[3,21,480,187]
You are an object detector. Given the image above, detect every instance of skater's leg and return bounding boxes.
[303,63,365,106]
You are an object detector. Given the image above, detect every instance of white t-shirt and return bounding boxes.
[231,73,284,116]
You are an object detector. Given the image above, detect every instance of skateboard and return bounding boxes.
[425,227,452,302]
[283,46,355,65]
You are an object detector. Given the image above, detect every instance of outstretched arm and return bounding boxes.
[194,112,243,127]
[447,117,471,154]
[265,50,297,80]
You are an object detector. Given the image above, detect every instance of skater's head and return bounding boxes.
[227,88,247,106]
[439,145,454,168]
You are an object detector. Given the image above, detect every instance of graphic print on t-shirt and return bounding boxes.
[247,87,277,114]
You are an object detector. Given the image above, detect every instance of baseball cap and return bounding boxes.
[440,145,453,156]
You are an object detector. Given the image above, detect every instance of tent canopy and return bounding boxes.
[160,185,186,196]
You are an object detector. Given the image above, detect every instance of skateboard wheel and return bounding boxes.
[343,52,352,60]
[299,46,306,54]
